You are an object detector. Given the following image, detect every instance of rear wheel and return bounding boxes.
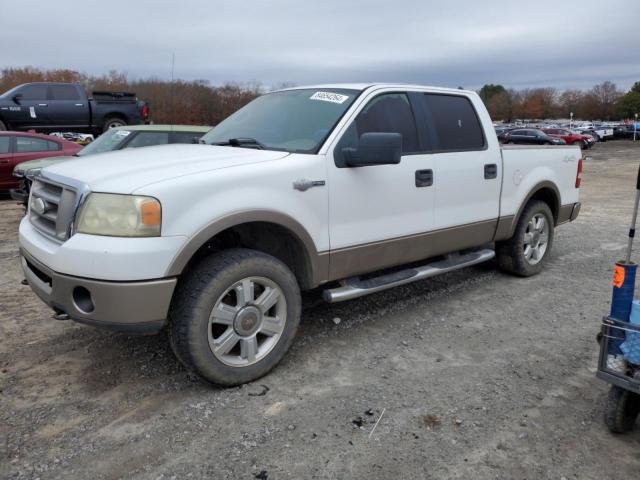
[496,200,554,276]
[169,248,301,386]
[605,385,640,433]
[102,116,127,132]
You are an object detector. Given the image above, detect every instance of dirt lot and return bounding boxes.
[2,141,640,479]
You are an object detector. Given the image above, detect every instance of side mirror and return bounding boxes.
[12,93,23,104]
[342,132,402,167]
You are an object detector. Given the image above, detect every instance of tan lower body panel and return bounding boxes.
[327,219,498,281]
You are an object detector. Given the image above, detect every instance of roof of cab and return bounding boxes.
[275,83,477,96]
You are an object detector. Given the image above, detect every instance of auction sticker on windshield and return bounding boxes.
[310,92,350,104]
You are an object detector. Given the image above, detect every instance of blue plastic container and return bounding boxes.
[609,262,637,354]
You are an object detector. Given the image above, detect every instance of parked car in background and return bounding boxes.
[541,128,592,149]
[0,132,82,193]
[502,128,566,145]
[613,124,638,139]
[10,124,211,204]
[51,132,94,145]
[495,126,515,143]
[0,82,149,135]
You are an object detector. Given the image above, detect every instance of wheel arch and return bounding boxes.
[166,211,328,290]
[497,181,561,240]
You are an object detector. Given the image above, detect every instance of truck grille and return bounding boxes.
[29,178,78,242]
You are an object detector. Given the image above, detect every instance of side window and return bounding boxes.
[171,131,202,144]
[50,85,81,101]
[419,94,485,152]
[16,137,58,152]
[18,85,48,100]
[334,93,419,166]
[0,136,10,154]
[124,131,170,149]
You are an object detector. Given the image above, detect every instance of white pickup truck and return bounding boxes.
[19,84,582,386]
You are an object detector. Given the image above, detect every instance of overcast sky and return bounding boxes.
[1,0,638,91]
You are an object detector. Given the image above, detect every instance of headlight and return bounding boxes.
[76,193,161,237]
[25,168,41,180]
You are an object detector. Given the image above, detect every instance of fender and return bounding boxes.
[165,209,329,287]
[494,180,561,241]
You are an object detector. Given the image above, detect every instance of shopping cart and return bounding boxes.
[597,316,640,433]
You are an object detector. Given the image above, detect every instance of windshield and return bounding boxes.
[200,88,359,153]
[77,129,133,156]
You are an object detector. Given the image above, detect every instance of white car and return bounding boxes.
[19,83,582,386]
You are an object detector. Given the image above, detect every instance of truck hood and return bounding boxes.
[42,144,290,193]
[15,156,74,176]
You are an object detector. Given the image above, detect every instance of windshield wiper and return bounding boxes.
[211,138,266,150]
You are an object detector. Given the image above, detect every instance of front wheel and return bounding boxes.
[496,200,554,276]
[605,385,640,433]
[169,248,301,386]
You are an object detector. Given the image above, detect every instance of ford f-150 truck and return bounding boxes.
[18,84,582,386]
[0,82,149,134]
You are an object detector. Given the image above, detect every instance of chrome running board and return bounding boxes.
[323,249,495,303]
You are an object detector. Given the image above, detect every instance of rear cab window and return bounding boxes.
[49,85,81,101]
[415,93,486,152]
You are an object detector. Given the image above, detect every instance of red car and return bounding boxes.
[541,128,591,149]
[0,131,82,193]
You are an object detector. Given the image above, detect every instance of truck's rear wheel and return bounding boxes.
[169,248,301,386]
[496,200,554,277]
[102,116,126,132]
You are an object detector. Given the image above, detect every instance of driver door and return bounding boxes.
[327,91,435,279]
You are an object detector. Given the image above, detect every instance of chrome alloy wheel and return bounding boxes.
[208,276,287,367]
[523,213,549,265]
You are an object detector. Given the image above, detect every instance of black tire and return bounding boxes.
[169,248,301,386]
[496,200,554,277]
[0,119,6,131]
[102,116,127,132]
[604,385,640,433]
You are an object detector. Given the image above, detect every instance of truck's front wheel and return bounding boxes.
[496,200,554,277]
[169,248,301,386]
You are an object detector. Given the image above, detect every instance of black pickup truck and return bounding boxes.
[0,82,149,134]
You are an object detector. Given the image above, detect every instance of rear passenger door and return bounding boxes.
[13,136,62,164]
[48,85,89,128]
[412,92,500,232]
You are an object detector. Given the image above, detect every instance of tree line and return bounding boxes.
[479,81,640,122]
[2,66,639,125]
[0,66,262,126]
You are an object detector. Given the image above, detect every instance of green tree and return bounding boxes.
[616,92,640,119]
[478,84,506,103]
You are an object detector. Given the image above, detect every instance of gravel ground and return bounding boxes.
[2,141,640,480]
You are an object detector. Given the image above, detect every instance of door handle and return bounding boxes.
[38,103,48,107]
[484,164,498,179]
[415,169,433,187]
[0,159,10,165]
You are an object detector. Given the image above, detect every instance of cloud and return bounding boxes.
[1,0,638,90]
